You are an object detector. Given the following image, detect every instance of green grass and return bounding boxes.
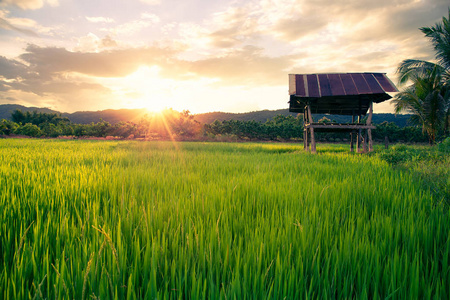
[374,143,450,203]
[0,139,449,299]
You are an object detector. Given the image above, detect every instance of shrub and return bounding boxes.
[15,123,42,137]
[0,119,19,135]
[438,137,450,153]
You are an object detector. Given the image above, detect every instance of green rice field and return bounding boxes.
[1,139,449,299]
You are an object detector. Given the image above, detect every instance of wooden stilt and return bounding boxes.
[356,112,361,153]
[306,129,310,152]
[303,129,307,150]
[357,129,362,153]
[367,101,374,152]
[363,130,368,153]
[307,105,316,154]
[350,130,355,152]
[350,114,355,152]
[303,110,308,151]
[310,128,316,154]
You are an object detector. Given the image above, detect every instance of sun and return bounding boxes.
[134,97,169,113]
[118,65,177,112]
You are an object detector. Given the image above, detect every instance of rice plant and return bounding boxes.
[0,139,449,299]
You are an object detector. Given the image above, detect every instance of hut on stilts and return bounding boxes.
[288,73,398,153]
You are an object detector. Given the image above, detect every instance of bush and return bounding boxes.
[15,123,42,137]
[40,122,62,137]
[438,137,450,153]
[377,145,430,165]
[0,119,19,135]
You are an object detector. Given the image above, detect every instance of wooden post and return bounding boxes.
[303,129,307,150]
[367,101,373,152]
[363,130,368,153]
[350,130,354,152]
[385,136,389,149]
[350,114,355,152]
[303,111,307,150]
[303,109,310,152]
[307,104,316,154]
[310,127,316,154]
[306,108,310,152]
[356,114,361,153]
[306,129,310,151]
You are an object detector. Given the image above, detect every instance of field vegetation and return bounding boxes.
[1,139,449,299]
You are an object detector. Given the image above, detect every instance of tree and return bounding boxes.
[169,110,202,138]
[11,110,25,124]
[11,109,70,126]
[40,122,61,137]
[0,119,19,135]
[85,119,111,137]
[395,9,450,144]
[110,122,137,138]
[393,66,449,144]
[16,123,42,137]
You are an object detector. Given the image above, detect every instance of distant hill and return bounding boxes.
[0,104,150,124]
[0,104,413,127]
[63,109,149,124]
[0,104,59,120]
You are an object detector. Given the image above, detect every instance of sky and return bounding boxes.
[0,0,447,114]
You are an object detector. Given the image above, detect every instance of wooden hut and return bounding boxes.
[288,73,398,153]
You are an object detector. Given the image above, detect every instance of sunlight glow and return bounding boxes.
[122,66,172,112]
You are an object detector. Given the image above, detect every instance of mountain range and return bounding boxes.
[0,104,413,127]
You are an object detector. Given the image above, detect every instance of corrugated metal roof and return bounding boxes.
[288,73,398,115]
[289,73,397,98]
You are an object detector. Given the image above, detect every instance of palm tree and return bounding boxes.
[393,66,449,144]
[395,9,450,144]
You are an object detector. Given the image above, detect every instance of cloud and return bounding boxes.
[265,0,448,44]
[0,10,40,36]
[178,46,299,85]
[100,35,118,48]
[0,9,59,37]
[0,17,39,36]
[0,52,116,111]
[0,55,28,79]
[273,15,328,41]
[86,16,115,23]
[0,42,298,107]
[101,14,160,35]
[206,6,261,48]
[0,45,177,111]
[74,33,118,52]
[0,0,58,10]
[15,43,296,86]
[19,44,177,78]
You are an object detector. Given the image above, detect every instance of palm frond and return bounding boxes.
[420,8,450,70]
[396,59,442,85]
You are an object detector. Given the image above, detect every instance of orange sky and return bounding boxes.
[0,0,447,114]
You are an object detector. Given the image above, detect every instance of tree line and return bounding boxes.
[1,109,445,144]
[0,109,202,139]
